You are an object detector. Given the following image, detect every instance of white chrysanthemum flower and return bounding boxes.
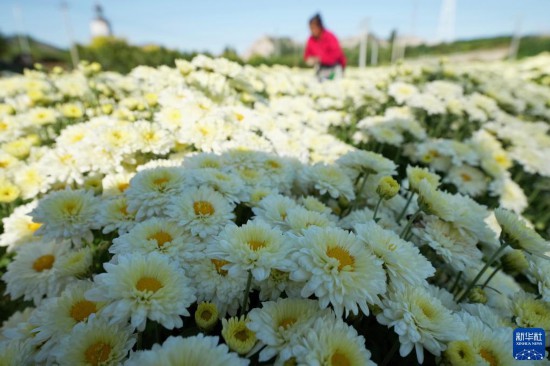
[290,226,386,317]
[417,180,454,219]
[189,168,245,203]
[86,252,196,331]
[2,240,73,304]
[111,218,202,262]
[12,162,50,200]
[528,257,550,302]
[0,201,41,252]
[257,268,302,301]
[182,152,224,169]
[189,258,248,317]
[248,298,325,363]
[444,165,487,197]
[207,220,290,281]
[31,281,104,363]
[338,206,399,232]
[125,167,185,220]
[453,311,516,366]
[293,315,376,366]
[285,207,334,235]
[97,196,137,235]
[101,171,134,197]
[406,165,441,192]
[166,185,235,238]
[389,82,419,104]
[125,334,248,366]
[495,207,550,256]
[495,178,528,213]
[31,189,100,246]
[415,216,483,272]
[336,150,397,179]
[299,195,333,216]
[306,163,355,200]
[56,317,135,366]
[356,220,435,289]
[0,307,35,342]
[0,339,33,366]
[56,246,93,277]
[134,120,174,155]
[252,194,300,228]
[511,292,550,330]
[377,285,466,364]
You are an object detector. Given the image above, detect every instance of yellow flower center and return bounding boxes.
[326,247,355,271]
[70,300,97,322]
[248,239,266,251]
[63,201,79,215]
[117,182,130,192]
[460,173,472,182]
[193,201,215,216]
[479,348,498,366]
[136,277,163,293]
[331,351,351,366]
[278,317,297,329]
[200,310,213,321]
[84,342,112,366]
[235,113,245,121]
[32,254,55,272]
[118,204,129,216]
[284,358,298,366]
[27,222,42,232]
[0,122,7,131]
[211,259,229,276]
[152,177,169,186]
[266,160,281,169]
[234,328,253,342]
[418,300,437,319]
[147,230,173,247]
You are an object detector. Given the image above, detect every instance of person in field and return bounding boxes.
[304,13,346,80]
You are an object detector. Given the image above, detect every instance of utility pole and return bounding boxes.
[370,39,378,66]
[358,18,369,68]
[508,17,522,60]
[391,30,399,64]
[60,1,80,69]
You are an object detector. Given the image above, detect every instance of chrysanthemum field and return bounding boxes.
[1,54,550,365]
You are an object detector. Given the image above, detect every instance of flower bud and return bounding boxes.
[468,288,487,304]
[195,302,218,332]
[501,249,529,275]
[376,176,400,200]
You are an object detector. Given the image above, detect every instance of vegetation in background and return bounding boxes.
[1,32,549,73]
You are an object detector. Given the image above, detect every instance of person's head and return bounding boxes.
[309,13,324,38]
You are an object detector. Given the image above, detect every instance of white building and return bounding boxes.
[90,3,112,38]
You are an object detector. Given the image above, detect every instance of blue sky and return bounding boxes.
[1,0,549,54]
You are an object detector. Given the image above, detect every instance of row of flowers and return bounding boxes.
[0,54,549,365]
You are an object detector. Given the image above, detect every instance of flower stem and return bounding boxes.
[240,270,253,316]
[373,196,383,222]
[381,340,400,366]
[399,209,421,239]
[396,191,414,223]
[450,271,463,295]
[456,241,508,302]
[481,264,502,289]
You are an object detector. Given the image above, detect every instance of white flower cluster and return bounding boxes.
[0,54,549,365]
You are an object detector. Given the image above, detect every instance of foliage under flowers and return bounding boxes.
[0,54,550,365]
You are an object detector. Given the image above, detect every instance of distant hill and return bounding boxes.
[2,35,68,63]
